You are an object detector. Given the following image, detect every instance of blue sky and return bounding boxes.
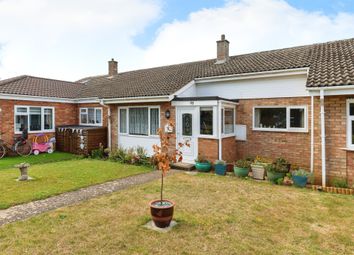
[0,0,354,80]
[134,0,354,47]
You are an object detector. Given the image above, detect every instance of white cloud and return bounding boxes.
[141,0,354,68]
[0,0,162,80]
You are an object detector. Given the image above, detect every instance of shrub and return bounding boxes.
[253,156,272,165]
[195,154,209,163]
[235,159,251,168]
[214,160,226,165]
[331,177,349,188]
[109,146,152,166]
[91,145,105,159]
[292,169,311,177]
[276,178,284,185]
[265,163,288,173]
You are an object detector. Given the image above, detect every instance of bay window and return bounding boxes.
[254,106,307,132]
[119,106,160,136]
[80,108,102,126]
[347,100,354,149]
[15,106,54,133]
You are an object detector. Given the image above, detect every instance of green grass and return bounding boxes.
[0,173,353,254]
[0,152,78,170]
[0,159,152,209]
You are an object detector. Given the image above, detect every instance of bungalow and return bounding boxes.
[0,35,353,187]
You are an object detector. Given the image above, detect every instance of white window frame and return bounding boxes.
[198,106,217,139]
[118,106,160,137]
[79,107,103,126]
[253,105,308,132]
[14,106,55,134]
[347,99,354,150]
[222,105,236,138]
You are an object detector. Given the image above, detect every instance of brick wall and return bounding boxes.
[236,97,311,169]
[198,138,218,162]
[222,136,236,163]
[0,99,78,145]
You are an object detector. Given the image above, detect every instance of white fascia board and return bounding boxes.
[171,100,218,106]
[0,93,101,104]
[194,68,309,84]
[307,85,354,96]
[172,80,196,97]
[102,95,171,104]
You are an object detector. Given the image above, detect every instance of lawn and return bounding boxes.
[0,173,353,255]
[0,152,78,170]
[0,159,152,209]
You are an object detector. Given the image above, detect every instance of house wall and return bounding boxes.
[198,138,218,162]
[235,95,354,186]
[0,99,78,145]
[111,102,175,155]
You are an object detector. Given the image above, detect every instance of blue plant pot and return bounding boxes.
[214,164,227,176]
[292,175,308,188]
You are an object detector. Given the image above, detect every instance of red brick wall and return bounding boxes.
[0,99,78,145]
[222,136,236,163]
[236,97,311,170]
[198,138,218,162]
[347,152,354,186]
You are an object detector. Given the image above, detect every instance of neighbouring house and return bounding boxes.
[0,35,353,186]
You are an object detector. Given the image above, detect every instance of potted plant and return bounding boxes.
[214,160,227,175]
[150,122,188,228]
[234,159,251,177]
[292,169,310,188]
[195,154,211,172]
[265,163,288,184]
[251,156,271,180]
[274,157,291,172]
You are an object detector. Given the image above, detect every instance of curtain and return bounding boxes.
[129,108,148,135]
[150,108,159,135]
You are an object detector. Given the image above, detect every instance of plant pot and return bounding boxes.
[214,164,227,176]
[267,171,286,183]
[234,166,249,177]
[226,163,234,172]
[251,164,266,180]
[149,199,175,228]
[292,175,308,188]
[195,162,211,172]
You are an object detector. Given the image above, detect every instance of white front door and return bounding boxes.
[176,107,198,163]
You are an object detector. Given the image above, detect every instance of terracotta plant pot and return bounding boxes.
[149,199,175,228]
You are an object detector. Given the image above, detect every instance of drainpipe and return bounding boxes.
[100,100,112,149]
[320,90,326,186]
[218,101,222,160]
[310,96,314,173]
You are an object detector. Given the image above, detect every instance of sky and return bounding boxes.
[0,0,353,81]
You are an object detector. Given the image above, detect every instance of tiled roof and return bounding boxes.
[1,38,353,99]
[0,75,84,99]
[79,38,354,99]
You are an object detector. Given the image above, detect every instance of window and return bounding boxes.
[129,108,149,135]
[254,106,307,132]
[80,108,102,126]
[224,108,235,134]
[119,106,160,136]
[200,107,213,135]
[119,109,127,133]
[15,106,55,133]
[150,108,159,135]
[347,101,354,149]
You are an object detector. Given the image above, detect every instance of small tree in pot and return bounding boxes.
[150,122,188,228]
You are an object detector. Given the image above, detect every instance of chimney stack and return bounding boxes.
[108,58,118,76]
[216,34,229,63]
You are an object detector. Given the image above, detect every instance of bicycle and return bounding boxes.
[0,129,33,159]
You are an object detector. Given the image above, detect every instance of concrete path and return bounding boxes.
[0,170,177,227]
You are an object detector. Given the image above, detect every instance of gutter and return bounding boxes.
[99,100,112,149]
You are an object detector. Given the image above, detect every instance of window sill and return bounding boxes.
[252,128,308,133]
[340,147,354,152]
[222,133,236,138]
[118,133,159,139]
[80,123,103,127]
[15,130,55,135]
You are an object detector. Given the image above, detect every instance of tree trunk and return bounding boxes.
[160,173,164,205]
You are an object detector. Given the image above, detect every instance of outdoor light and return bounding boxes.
[165,109,171,119]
